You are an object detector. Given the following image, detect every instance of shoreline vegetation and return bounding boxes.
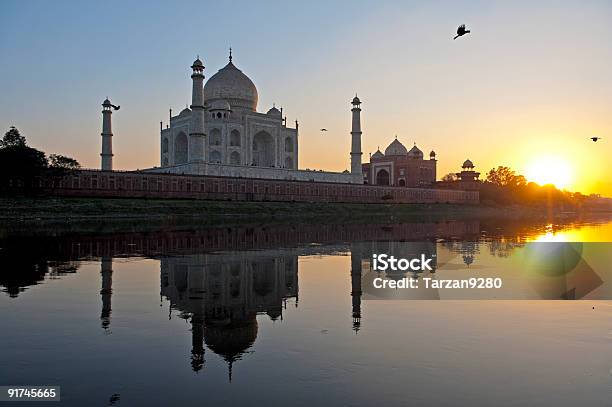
[1,196,610,228]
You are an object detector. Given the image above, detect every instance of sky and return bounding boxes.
[1,0,611,196]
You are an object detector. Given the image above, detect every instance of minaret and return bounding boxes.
[189,57,206,163]
[100,257,113,331]
[100,98,115,171]
[350,95,363,175]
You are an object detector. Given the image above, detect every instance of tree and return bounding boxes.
[486,166,527,188]
[441,173,458,182]
[0,127,47,192]
[0,126,27,148]
[49,154,80,170]
[0,145,48,191]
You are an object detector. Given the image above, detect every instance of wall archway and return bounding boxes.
[398,179,406,187]
[162,138,169,153]
[230,130,241,146]
[230,151,241,165]
[210,150,222,164]
[252,131,275,167]
[210,128,221,146]
[285,137,293,152]
[376,169,390,186]
[174,132,188,164]
[284,156,293,169]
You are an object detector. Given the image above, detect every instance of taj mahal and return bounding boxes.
[137,51,363,184]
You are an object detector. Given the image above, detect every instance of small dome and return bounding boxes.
[179,107,191,117]
[266,106,282,117]
[408,144,423,159]
[430,150,436,157]
[371,149,385,160]
[352,95,361,105]
[209,99,231,111]
[204,61,258,111]
[385,139,407,156]
[192,57,204,68]
[102,98,111,106]
[462,159,474,168]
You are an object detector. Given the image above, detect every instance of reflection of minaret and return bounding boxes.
[100,257,113,331]
[190,312,205,372]
[350,247,362,333]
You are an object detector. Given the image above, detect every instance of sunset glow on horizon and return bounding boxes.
[525,156,573,190]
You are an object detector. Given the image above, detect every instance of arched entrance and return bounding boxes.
[174,132,188,164]
[398,179,406,187]
[252,131,275,167]
[376,169,390,186]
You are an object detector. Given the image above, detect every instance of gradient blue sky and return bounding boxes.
[1,0,611,195]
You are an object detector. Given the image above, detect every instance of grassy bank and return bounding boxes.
[0,196,591,221]
[0,196,608,237]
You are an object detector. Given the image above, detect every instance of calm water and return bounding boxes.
[1,218,611,406]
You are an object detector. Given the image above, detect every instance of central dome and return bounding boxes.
[385,139,407,156]
[204,61,258,111]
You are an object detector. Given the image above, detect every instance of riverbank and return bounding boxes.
[0,196,609,237]
[1,196,607,222]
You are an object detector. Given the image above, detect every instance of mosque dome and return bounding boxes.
[266,106,282,117]
[371,149,385,160]
[204,61,258,111]
[462,159,474,168]
[352,95,361,105]
[209,99,231,111]
[430,150,436,157]
[385,138,407,156]
[178,107,191,117]
[192,57,204,68]
[408,144,423,159]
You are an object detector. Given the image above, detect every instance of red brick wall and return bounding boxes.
[40,169,479,204]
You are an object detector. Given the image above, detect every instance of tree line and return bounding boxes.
[442,166,597,209]
[0,126,80,193]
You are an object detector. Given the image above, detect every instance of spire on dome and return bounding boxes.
[229,47,232,63]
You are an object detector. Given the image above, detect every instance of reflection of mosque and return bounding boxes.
[159,252,298,378]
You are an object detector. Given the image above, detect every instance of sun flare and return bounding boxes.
[525,156,573,189]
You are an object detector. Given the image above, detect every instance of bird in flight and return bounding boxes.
[590,137,602,142]
[454,24,471,40]
[320,128,328,132]
[111,104,120,111]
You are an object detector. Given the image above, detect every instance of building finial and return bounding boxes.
[229,47,232,63]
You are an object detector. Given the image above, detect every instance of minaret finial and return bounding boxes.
[229,47,232,63]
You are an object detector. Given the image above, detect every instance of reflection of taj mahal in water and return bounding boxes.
[97,241,442,379]
[160,252,298,377]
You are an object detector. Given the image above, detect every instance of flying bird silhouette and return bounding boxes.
[590,137,602,142]
[320,128,328,132]
[111,104,120,110]
[454,24,471,40]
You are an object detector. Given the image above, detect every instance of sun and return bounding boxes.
[525,156,573,189]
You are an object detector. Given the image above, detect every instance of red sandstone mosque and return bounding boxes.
[362,138,437,187]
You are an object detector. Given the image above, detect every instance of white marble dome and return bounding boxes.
[204,61,258,111]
